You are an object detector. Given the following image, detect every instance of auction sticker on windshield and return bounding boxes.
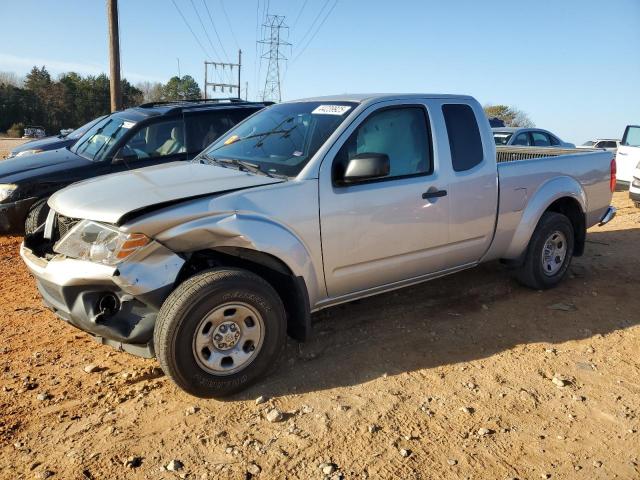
[122,121,135,129]
[312,105,352,115]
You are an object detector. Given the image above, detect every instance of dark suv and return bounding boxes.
[0,99,269,234]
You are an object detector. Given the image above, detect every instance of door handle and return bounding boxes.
[422,189,447,199]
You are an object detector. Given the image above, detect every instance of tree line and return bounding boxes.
[0,66,202,136]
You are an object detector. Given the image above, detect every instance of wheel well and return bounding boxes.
[175,247,311,342]
[544,197,586,256]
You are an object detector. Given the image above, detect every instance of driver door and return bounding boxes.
[319,102,451,298]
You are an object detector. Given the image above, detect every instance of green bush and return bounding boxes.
[6,122,24,138]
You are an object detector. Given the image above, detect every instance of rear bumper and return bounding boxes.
[598,205,616,226]
[0,197,37,234]
[20,239,185,358]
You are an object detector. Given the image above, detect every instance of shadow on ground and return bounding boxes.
[230,227,640,399]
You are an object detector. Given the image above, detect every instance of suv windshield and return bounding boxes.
[198,101,356,177]
[71,114,136,161]
[67,115,107,141]
[493,131,513,145]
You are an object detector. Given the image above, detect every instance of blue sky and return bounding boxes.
[0,0,638,143]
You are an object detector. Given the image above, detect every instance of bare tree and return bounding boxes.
[0,71,23,87]
[135,81,164,103]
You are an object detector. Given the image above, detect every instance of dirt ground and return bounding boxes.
[0,138,27,159]
[1,192,639,480]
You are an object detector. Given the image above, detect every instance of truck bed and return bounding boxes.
[496,146,604,163]
[483,146,615,262]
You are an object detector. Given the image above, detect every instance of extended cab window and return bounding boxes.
[442,104,483,171]
[121,119,185,160]
[335,106,432,180]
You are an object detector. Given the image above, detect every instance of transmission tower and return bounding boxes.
[258,15,290,102]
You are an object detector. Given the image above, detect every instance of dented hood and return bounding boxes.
[49,161,283,224]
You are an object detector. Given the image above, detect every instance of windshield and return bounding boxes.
[71,114,136,161]
[67,116,107,140]
[581,141,595,147]
[493,132,513,145]
[198,101,357,177]
[622,126,640,147]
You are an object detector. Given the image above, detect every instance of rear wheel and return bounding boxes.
[24,198,49,235]
[515,212,574,290]
[153,268,286,398]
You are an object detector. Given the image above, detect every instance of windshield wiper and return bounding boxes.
[220,158,278,178]
[200,155,285,179]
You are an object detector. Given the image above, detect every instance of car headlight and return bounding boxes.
[0,184,17,202]
[53,220,150,265]
[15,149,43,158]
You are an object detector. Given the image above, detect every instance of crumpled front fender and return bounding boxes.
[153,211,322,306]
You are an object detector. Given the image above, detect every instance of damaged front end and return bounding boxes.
[21,213,184,358]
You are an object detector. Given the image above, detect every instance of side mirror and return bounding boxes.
[342,153,390,184]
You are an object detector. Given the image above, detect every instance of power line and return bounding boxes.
[188,0,222,60]
[295,0,331,50]
[292,0,310,31]
[170,0,213,61]
[291,0,338,65]
[201,0,230,62]
[219,0,240,50]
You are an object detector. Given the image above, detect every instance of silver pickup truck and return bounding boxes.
[21,94,616,398]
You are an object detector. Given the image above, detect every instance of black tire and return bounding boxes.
[515,212,574,290]
[153,268,286,398]
[24,198,49,235]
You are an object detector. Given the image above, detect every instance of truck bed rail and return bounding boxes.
[496,146,595,163]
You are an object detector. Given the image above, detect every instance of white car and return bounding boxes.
[615,125,640,187]
[578,139,620,152]
[630,166,640,207]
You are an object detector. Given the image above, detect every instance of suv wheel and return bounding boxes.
[153,268,286,398]
[515,212,574,290]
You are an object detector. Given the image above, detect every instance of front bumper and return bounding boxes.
[0,197,37,234]
[20,239,185,358]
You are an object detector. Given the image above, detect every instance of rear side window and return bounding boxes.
[442,104,483,172]
[532,131,551,147]
[185,108,258,154]
[512,133,530,146]
[549,135,561,146]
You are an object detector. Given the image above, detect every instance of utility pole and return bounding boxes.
[106,0,122,112]
[258,15,290,103]
[204,49,242,100]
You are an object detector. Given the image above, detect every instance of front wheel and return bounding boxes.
[153,268,286,398]
[514,212,574,290]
